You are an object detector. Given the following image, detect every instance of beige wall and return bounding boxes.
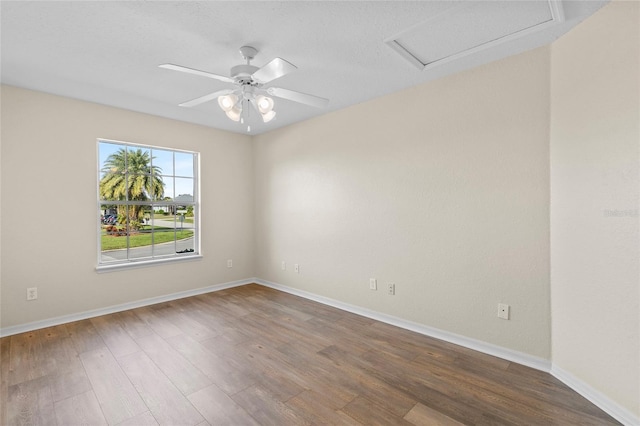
[0,86,254,328]
[550,0,640,418]
[254,46,552,358]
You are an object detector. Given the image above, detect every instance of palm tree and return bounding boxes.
[99,148,164,223]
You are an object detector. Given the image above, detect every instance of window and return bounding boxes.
[97,139,199,270]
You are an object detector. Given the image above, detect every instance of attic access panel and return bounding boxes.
[385,0,564,70]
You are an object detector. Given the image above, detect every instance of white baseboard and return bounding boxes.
[551,364,639,426]
[0,278,253,338]
[254,278,551,372]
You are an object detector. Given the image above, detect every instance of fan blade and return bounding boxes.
[179,89,233,108]
[252,58,297,84]
[267,87,329,109]
[159,64,234,84]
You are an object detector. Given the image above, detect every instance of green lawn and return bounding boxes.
[101,227,194,250]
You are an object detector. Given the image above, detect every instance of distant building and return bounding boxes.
[153,194,193,213]
[173,194,194,204]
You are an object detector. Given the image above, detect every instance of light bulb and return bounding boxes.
[256,95,274,114]
[218,94,238,112]
[221,97,233,109]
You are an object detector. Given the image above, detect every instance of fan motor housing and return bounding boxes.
[231,64,259,84]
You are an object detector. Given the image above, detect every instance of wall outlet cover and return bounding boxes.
[27,287,38,301]
[498,303,510,320]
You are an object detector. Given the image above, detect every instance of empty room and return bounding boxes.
[1,1,638,425]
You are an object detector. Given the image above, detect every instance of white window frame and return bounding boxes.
[96,138,201,272]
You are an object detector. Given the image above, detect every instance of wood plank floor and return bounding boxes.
[1,284,620,425]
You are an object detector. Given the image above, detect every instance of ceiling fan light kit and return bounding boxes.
[217,94,238,111]
[226,105,242,122]
[261,110,276,123]
[256,95,274,114]
[160,45,328,130]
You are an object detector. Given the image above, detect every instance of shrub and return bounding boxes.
[105,225,127,236]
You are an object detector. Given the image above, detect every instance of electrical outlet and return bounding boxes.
[227,259,233,268]
[369,278,377,290]
[498,303,510,320]
[281,261,286,271]
[387,283,395,295]
[27,287,38,301]
[294,263,299,273]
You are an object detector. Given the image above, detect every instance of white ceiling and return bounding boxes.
[1,1,607,135]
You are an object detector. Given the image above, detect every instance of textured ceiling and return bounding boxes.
[1,1,607,135]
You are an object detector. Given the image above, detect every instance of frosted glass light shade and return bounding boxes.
[256,95,274,114]
[218,94,238,112]
[225,105,241,121]
[261,110,276,123]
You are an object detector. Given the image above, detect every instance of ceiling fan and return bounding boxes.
[160,45,329,130]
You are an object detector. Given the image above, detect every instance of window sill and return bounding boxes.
[96,254,202,273]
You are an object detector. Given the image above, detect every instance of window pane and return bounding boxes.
[100,204,118,224]
[149,213,195,254]
[171,212,196,254]
[100,204,126,263]
[128,208,154,261]
[99,142,123,175]
[159,177,174,201]
[174,177,194,202]
[176,228,196,254]
[127,174,146,202]
[149,215,172,257]
[152,175,167,201]
[125,146,151,175]
[125,173,166,202]
[99,143,127,202]
[175,152,194,177]
[153,148,174,176]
